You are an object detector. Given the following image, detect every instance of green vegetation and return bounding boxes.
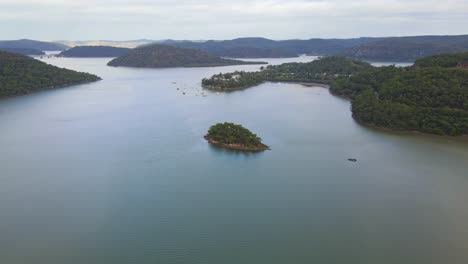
[107,44,266,68]
[164,35,468,60]
[204,53,468,136]
[0,39,68,51]
[331,66,468,135]
[0,47,45,55]
[205,122,269,151]
[202,71,266,90]
[341,36,468,62]
[202,56,373,90]
[0,51,101,98]
[58,46,130,58]
[413,52,468,68]
[220,47,298,58]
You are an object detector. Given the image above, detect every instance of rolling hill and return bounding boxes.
[107,44,266,68]
[0,51,100,98]
[58,46,131,58]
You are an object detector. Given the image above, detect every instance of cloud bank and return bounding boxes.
[1,0,467,40]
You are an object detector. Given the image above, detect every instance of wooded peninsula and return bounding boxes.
[0,51,101,98]
[202,54,468,136]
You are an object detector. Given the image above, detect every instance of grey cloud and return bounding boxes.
[0,0,467,40]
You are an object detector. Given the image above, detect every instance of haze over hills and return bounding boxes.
[0,39,68,55]
[107,44,266,68]
[0,39,68,51]
[56,39,156,49]
[152,35,468,61]
[341,35,468,61]
[162,37,379,58]
[0,47,45,56]
[2,34,468,61]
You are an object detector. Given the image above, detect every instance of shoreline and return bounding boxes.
[204,136,270,152]
[0,78,102,100]
[203,80,330,92]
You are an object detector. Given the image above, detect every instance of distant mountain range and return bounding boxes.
[158,35,468,61]
[160,37,378,58]
[341,35,468,62]
[2,35,468,61]
[55,39,155,49]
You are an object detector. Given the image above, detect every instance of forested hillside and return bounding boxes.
[0,51,100,98]
[331,65,468,135]
[0,47,45,55]
[0,39,68,51]
[341,35,468,62]
[108,44,265,68]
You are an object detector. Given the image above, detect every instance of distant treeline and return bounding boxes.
[0,39,68,55]
[162,35,468,61]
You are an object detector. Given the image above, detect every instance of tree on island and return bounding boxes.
[205,122,269,151]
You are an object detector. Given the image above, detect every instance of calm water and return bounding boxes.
[1,56,468,264]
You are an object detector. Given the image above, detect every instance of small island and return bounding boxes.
[205,122,269,152]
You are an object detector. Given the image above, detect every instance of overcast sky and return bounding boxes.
[1,0,467,41]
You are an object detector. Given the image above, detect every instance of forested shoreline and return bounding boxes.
[202,57,373,90]
[203,53,468,136]
[0,51,101,98]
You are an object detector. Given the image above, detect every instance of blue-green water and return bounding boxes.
[1,56,468,264]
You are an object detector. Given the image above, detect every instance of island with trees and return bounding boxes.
[205,122,269,152]
[202,56,373,91]
[57,46,131,58]
[0,51,101,98]
[107,44,266,68]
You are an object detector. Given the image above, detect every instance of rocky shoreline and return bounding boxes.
[204,136,270,152]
